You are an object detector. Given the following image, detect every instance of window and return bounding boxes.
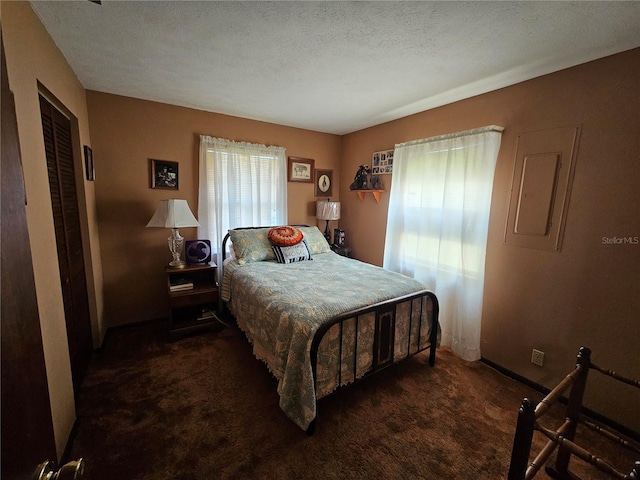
[383,126,503,361]
[198,136,287,268]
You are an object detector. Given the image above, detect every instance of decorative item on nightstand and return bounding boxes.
[185,239,212,265]
[316,199,340,243]
[146,199,200,268]
[331,244,353,258]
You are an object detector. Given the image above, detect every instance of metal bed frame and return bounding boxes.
[221,227,440,434]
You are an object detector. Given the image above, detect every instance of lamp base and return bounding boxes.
[168,228,186,268]
[323,220,331,243]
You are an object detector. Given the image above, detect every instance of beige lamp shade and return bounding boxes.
[316,200,340,221]
[147,199,200,267]
[146,199,200,228]
[316,200,340,243]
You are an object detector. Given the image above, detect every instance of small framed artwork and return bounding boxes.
[288,156,314,183]
[315,169,333,197]
[150,159,178,190]
[371,149,394,175]
[83,145,94,181]
[185,239,212,265]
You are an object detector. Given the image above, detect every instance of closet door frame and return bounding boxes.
[39,91,94,395]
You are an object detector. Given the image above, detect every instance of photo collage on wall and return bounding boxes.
[371,149,394,175]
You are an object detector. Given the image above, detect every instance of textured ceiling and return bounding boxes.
[30,1,640,135]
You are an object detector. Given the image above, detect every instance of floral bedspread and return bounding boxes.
[222,251,437,430]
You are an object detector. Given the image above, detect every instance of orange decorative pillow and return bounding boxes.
[268,226,303,247]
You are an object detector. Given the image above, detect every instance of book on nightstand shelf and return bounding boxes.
[169,278,194,292]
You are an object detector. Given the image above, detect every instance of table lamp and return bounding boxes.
[316,199,340,243]
[146,199,200,268]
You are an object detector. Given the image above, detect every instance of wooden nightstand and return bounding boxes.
[331,244,353,258]
[165,263,221,341]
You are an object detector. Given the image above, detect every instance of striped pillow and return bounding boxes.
[272,240,313,264]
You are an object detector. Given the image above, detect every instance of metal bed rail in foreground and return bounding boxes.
[307,288,439,434]
[508,346,640,480]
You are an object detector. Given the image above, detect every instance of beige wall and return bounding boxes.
[340,48,640,430]
[2,1,105,459]
[86,91,342,327]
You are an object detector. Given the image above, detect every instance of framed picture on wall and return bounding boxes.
[83,145,94,181]
[371,149,394,175]
[150,159,178,190]
[314,169,333,197]
[288,156,314,183]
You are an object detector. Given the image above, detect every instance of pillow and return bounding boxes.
[268,226,303,247]
[272,240,313,264]
[298,226,332,254]
[228,228,275,265]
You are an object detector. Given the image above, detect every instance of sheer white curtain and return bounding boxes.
[198,135,287,272]
[383,126,503,361]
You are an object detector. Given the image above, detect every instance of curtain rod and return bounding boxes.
[200,134,285,152]
[395,125,504,149]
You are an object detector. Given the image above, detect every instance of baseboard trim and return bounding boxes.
[480,357,640,443]
[480,357,550,394]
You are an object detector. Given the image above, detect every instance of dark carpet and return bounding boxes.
[67,321,636,479]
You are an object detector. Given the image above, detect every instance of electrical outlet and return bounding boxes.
[531,349,545,367]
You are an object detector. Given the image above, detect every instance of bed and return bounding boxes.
[220,225,440,433]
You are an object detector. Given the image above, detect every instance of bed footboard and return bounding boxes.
[307,289,440,434]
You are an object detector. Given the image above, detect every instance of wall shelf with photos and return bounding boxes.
[353,190,386,204]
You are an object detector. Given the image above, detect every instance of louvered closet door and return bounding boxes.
[39,95,92,393]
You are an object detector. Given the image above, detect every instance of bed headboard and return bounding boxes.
[221,225,310,262]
